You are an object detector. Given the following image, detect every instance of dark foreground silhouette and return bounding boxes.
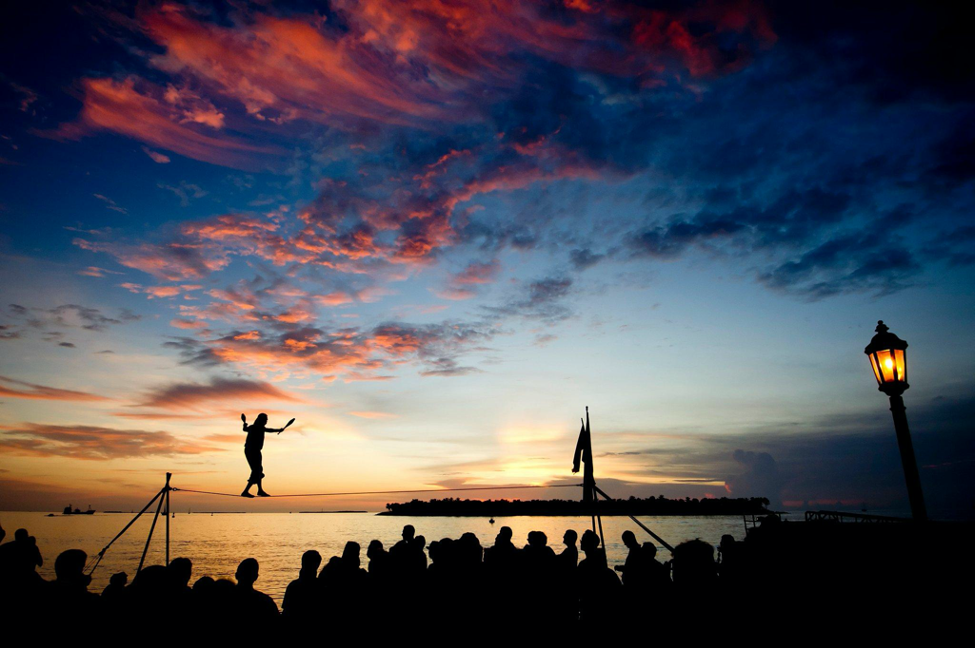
[0,518,970,647]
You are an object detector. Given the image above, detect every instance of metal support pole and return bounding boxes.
[138,483,165,575]
[593,484,674,553]
[595,505,605,550]
[88,488,163,576]
[888,395,927,521]
[165,472,171,566]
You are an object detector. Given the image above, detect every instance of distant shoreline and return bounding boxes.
[380,496,771,517]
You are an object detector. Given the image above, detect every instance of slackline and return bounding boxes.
[170,483,583,498]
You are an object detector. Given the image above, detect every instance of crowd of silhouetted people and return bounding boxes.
[0,522,751,644]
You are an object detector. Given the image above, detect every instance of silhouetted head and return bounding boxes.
[342,541,360,568]
[581,530,600,555]
[109,572,128,587]
[563,530,577,547]
[54,549,90,588]
[402,525,415,542]
[214,578,236,598]
[413,535,426,551]
[642,542,658,559]
[672,539,716,587]
[496,526,513,545]
[319,556,342,580]
[622,530,638,549]
[459,532,482,563]
[301,550,322,574]
[134,565,167,594]
[720,534,735,549]
[255,413,268,427]
[236,558,259,588]
[193,576,215,593]
[438,537,454,557]
[528,531,547,548]
[168,557,193,587]
[367,540,384,560]
[14,528,28,542]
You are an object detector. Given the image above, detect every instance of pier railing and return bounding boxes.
[804,510,911,524]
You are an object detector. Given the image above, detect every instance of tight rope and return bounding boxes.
[171,483,583,498]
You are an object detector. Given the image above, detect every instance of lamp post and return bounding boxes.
[864,320,926,521]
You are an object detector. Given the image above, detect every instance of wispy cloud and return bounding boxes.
[135,377,301,411]
[0,423,216,459]
[0,375,109,402]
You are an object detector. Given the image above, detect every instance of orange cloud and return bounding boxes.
[141,4,452,127]
[74,237,230,281]
[0,423,216,459]
[53,77,281,169]
[0,375,109,402]
[170,317,210,330]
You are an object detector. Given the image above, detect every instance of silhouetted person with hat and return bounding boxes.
[240,413,285,498]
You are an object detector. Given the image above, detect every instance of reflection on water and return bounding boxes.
[0,511,750,604]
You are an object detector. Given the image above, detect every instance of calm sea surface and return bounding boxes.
[0,511,756,605]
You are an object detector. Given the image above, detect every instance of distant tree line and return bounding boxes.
[380,495,771,517]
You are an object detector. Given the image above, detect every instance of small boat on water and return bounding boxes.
[62,504,95,515]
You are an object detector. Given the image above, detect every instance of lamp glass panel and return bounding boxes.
[869,355,883,385]
[875,349,897,383]
[894,348,906,382]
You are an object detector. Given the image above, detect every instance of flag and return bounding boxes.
[572,416,591,473]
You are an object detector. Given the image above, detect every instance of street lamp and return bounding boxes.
[864,320,926,521]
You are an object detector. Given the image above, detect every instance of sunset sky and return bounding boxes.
[0,1,972,516]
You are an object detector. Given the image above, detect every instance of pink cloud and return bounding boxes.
[52,77,281,169]
[142,146,171,163]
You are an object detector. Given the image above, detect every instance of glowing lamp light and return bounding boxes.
[864,320,908,396]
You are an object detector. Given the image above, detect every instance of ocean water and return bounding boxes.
[0,511,753,605]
